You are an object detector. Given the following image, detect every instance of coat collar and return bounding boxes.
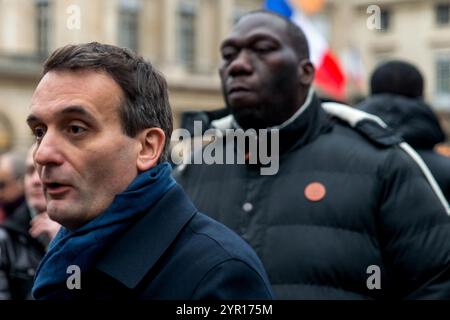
[210,87,315,132]
[95,184,197,289]
[277,93,332,154]
[210,90,332,155]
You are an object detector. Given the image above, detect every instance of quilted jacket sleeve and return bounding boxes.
[377,146,450,299]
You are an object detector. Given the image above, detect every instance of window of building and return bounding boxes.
[379,9,391,32]
[437,54,450,94]
[436,3,450,25]
[36,0,51,57]
[177,0,197,70]
[118,0,140,52]
[435,53,450,109]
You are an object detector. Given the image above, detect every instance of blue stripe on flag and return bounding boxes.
[264,0,293,18]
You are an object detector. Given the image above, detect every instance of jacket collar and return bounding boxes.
[277,92,332,153]
[211,87,315,132]
[211,89,332,155]
[95,184,197,289]
[268,87,315,131]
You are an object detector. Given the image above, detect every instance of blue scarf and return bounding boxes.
[32,162,176,299]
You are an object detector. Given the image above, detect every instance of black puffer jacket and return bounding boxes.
[359,94,450,201]
[175,94,450,299]
[0,204,46,300]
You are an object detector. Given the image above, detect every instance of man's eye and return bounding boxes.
[253,40,277,54]
[69,125,87,135]
[254,45,275,53]
[33,126,46,140]
[221,48,237,60]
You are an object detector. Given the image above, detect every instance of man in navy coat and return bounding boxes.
[29,42,273,300]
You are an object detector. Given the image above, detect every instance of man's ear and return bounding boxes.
[298,60,315,86]
[136,128,166,171]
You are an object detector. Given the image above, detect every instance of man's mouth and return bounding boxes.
[44,182,72,197]
[228,86,251,94]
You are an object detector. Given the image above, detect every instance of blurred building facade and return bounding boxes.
[0,0,262,152]
[2,0,450,152]
[327,0,450,132]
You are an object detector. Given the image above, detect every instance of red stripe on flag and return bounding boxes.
[314,51,346,100]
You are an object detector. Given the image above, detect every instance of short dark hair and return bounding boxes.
[238,10,310,60]
[43,42,173,162]
[370,60,424,98]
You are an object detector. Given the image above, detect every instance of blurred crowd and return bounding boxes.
[0,8,449,301]
[0,147,60,299]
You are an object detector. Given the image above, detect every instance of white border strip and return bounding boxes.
[399,142,450,215]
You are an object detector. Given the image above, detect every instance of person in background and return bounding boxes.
[0,152,26,223]
[25,146,61,244]
[175,11,450,299]
[358,60,450,202]
[0,147,60,299]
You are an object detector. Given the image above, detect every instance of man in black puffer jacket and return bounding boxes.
[174,11,450,299]
[358,60,450,202]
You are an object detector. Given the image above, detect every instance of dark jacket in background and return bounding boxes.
[0,195,25,222]
[0,204,46,300]
[175,95,450,299]
[358,94,450,201]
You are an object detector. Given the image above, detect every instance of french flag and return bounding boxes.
[265,0,346,100]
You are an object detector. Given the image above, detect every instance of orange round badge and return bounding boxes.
[304,182,326,202]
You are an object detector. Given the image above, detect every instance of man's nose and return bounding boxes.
[34,131,64,167]
[227,50,253,77]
